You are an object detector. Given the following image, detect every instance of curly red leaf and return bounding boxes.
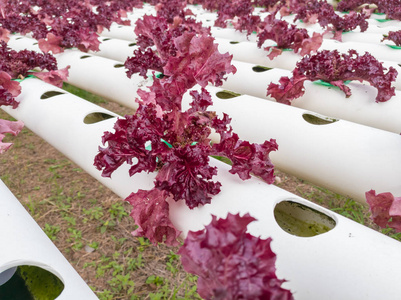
[179,213,294,299]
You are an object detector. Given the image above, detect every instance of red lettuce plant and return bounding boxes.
[0,0,143,53]
[267,49,398,104]
[95,85,277,245]
[257,14,323,59]
[337,0,401,20]
[191,0,260,34]
[96,16,278,246]
[178,213,294,299]
[336,0,367,11]
[151,0,194,23]
[0,41,69,105]
[0,118,23,154]
[294,0,370,41]
[0,38,69,154]
[214,0,261,35]
[125,15,211,79]
[382,30,401,46]
[366,190,401,232]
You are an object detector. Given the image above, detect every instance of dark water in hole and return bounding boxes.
[0,269,34,300]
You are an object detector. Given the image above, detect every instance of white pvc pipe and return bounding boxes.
[8,37,401,203]
[100,23,137,41]
[215,36,401,70]
[320,38,401,63]
[169,163,401,300]
[55,50,141,109]
[7,36,141,109]
[3,78,401,300]
[202,18,388,47]
[95,36,137,62]
[367,18,401,29]
[182,85,401,204]
[0,180,98,299]
[4,76,401,202]
[1,78,153,198]
[5,58,400,205]
[221,60,401,133]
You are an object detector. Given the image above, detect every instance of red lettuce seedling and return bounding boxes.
[294,0,369,41]
[267,49,398,104]
[125,15,211,80]
[337,0,401,21]
[0,71,21,108]
[178,213,294,299]
[1,0,143,53]
[152,0,194,23]
[0,118,24,154]
[336,0,367,12]
[125,189,182,246]
[366,190,401,232]
[192,0,261,35]
[0,28,10,43]
[382,30,401,46]
[96,20,277,245]
[257,14,323,59]
[0,41,69,105]
[95,86,278,245]
[216,0,262,35]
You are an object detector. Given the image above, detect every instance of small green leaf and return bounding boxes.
[386,44,401,50]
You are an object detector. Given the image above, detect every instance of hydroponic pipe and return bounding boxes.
[6,40,401,203]
[2,78,401,300]
[182,85,401,204]
[54,34,401,135]
[97,16,401,72]
[4,76,401,203]
[207,21,393,46]
[1,78,152,198]
[214,37,401,70]
[55,50,141,109]
[7,36,141,110]
[0,180,98,299]
[8,39,401,202]
[220,59,401,133]
[96,36,138,62]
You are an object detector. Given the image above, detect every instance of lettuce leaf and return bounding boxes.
[366,190,401,232]
[179,213,294,299]
[0,119,24,154]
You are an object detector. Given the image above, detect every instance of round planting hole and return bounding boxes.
[216,90,241,99]
[274,200,336,237]
[302,113,338,125]
[128,42,137,47]
[114,64,125,68]
[40,91,65,99]
[80,55,92,59]
[229,41,240,44]
[0,265,64,299]
[252,65,273,72]
[84,112,115,124]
